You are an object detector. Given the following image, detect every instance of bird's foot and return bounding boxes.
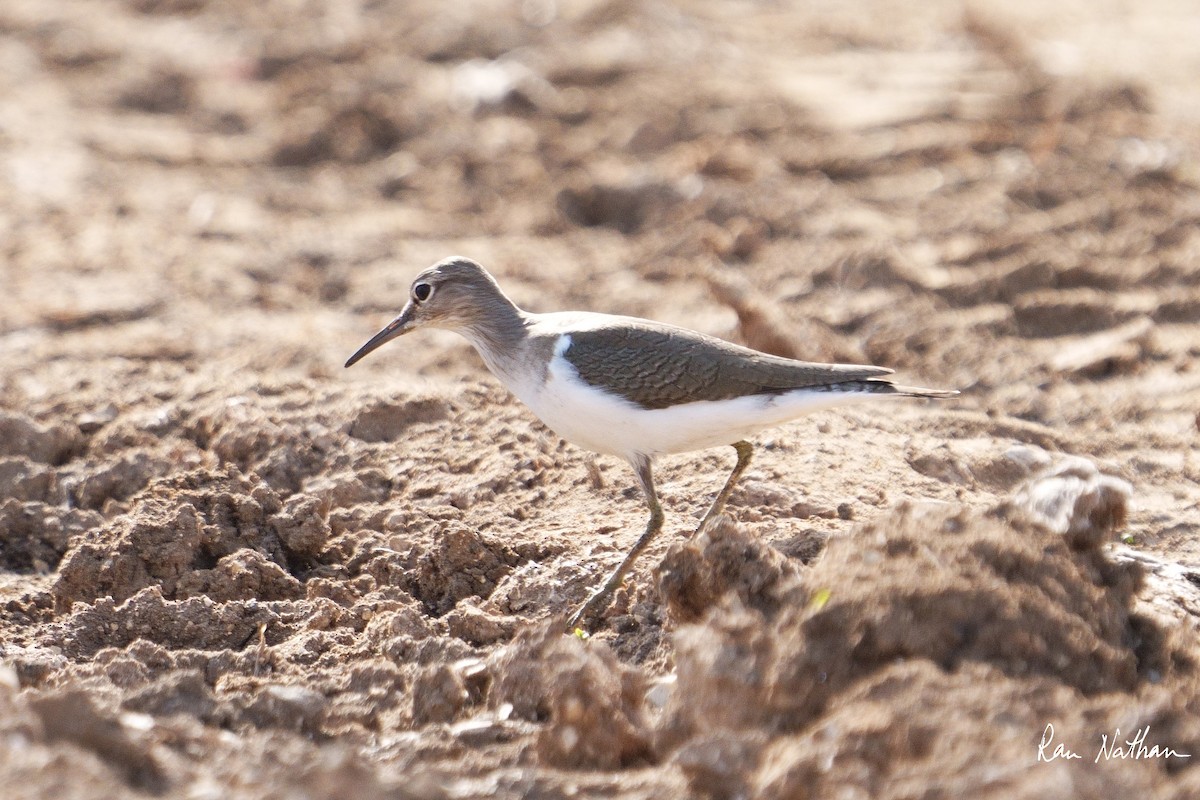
[689,510,725,539]
[564,584,616,635]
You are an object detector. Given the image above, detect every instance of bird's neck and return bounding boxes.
[457,297,534,381]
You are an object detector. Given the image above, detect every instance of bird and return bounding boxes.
[345,256,957,631]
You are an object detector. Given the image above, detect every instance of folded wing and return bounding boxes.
[562,322,896,410]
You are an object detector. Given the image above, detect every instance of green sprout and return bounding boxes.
[809,587,832,610]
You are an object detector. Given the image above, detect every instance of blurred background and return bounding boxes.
[3,0,1199,402]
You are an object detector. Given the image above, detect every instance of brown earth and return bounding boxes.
[4,0,1200,797]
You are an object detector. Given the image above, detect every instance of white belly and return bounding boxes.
[506,342,876,461]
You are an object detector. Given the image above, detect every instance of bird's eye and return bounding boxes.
[413,283,433,302]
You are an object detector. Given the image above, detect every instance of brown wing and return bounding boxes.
[562,322,893,410]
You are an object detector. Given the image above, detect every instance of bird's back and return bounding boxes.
[555,316,894,410]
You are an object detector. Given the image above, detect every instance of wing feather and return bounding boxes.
[562,323,894,410]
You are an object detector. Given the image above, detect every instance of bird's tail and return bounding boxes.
[848,379,959,399]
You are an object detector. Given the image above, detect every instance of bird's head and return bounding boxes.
[344,256,514,367]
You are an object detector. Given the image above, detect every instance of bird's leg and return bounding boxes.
[566,455,662,633]
[693,440,753,535]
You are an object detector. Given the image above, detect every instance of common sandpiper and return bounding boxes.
[346,256,956,631]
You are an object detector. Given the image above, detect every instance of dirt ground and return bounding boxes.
[4,0,1200,797]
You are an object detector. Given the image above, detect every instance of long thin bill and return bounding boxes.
[344,308,413,367]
